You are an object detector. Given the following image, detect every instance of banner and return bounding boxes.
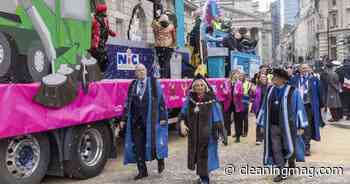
[105,45,155,79]
[0,79,231,139]
[230,51,261,78]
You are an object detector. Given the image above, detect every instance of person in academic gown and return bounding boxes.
[178,75,228,184]
[257,69,308,182]
[290,64,322,156]
[120,64,168,180]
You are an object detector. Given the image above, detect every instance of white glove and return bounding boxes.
[180,120,189,136]
[297,129,304,135]
[119,121,125,129]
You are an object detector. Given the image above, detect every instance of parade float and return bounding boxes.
[0,0,233,183]
[187,0,261,78]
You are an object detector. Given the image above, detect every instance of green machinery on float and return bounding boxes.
[0,0,93,82]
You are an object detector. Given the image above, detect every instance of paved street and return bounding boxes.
[43,115,350,184]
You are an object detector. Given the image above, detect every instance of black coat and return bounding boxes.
[336,62,350,92]
[222,34,241,52]
[179,92,226,176]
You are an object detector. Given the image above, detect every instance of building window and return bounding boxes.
[330,12,338,28]
[330,36,337,60]
[116,0,124,12]
[128,5,147,41]
[331,36,337,45]
[332,0,336,6]
[116,18,124,39]
[347,9,350,25]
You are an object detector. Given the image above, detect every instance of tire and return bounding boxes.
[0,32,14,78]
[0,134,50,184]
[64,124,112,179]
[26,41,51,82]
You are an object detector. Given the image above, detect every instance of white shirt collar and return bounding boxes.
[138,77,147,84]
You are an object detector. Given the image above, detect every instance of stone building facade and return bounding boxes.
[292,0,318,63]
[317,0,350,61]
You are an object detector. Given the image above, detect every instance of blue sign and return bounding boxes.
[105,45,154,79]
[175,0,185,48]
[116,50,140,70]
[230,52,261,78]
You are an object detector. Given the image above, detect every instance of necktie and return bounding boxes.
[138,81,144,97]
[300,76,308,102]
[301,76,308,89]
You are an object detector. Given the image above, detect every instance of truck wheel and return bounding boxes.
[0,32,14,78]
[27,41,51,82]
[64,124,112,179]
[0,134,50,184]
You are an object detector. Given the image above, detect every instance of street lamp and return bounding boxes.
[327,13,330,60]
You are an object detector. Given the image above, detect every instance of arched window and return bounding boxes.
[128,4,147,41]
[250,27,259,40]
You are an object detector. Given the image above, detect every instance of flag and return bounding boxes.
[201,0,222,26]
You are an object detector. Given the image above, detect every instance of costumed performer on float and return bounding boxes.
[90,3,116,72]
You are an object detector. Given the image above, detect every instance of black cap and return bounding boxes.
[273,68,289,80]
[191,74,210,90]
[259,64,268,69]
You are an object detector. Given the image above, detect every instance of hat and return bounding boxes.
[272,68,289,80]
[189,74,217,101]
[259,64,268,69]
[96,3,107,13]
[190,74,213,93]
[159,14,169,22]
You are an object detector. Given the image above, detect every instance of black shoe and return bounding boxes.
[273,175,287,182]
[158,160,165,174]
[305,149,311,156]
[199,176,210,184]
[134,172,148,180]
[235,137,240,143]
[288,161,296,170]
[242,133,247,137]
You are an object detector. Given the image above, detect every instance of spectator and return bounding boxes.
[251,74,269,145]
[223,69,240,136]
[233,72,251,142]
[325,62,343,122]
[336,58,350,120]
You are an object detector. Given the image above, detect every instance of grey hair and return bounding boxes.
[190,79,210,92]
[135,63,147,71]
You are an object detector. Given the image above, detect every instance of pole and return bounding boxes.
[175,0,185,48]
[327,15,330,59]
